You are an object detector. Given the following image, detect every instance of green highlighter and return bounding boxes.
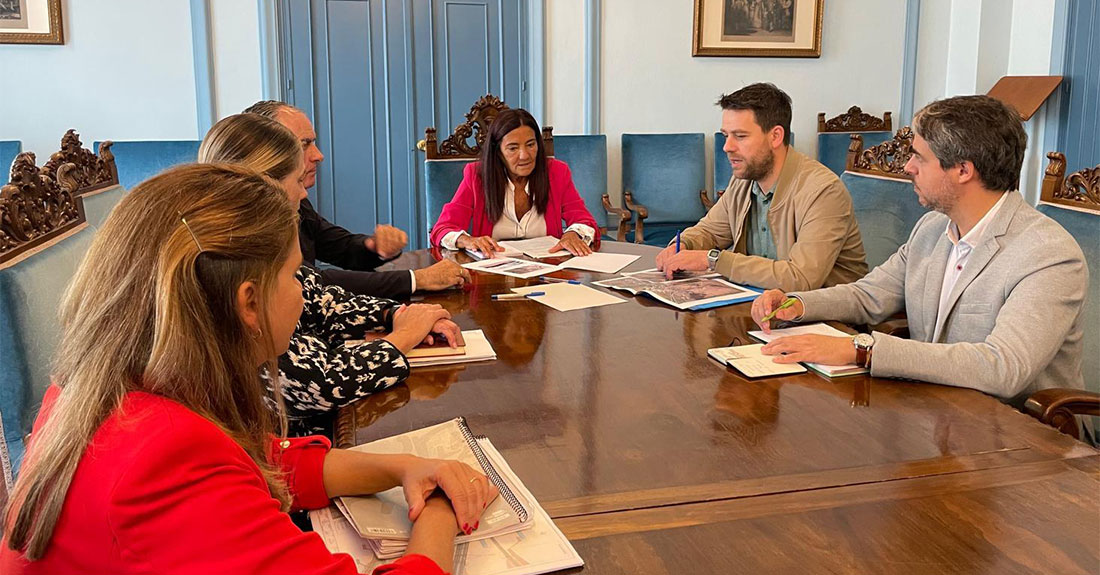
[760,297,797,323]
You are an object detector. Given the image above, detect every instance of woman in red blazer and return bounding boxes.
[1,164,495,575]
[429,108,598,256]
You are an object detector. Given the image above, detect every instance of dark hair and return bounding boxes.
[479,108,550,223]
[912,95,1027,192]
[243,100,295,119]
[716,83,793,145]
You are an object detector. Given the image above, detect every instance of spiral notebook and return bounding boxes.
[335,418,530,546]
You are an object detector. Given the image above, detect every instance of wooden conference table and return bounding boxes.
[337,242,1099,574]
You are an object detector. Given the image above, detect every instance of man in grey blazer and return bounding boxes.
[750,95,1087,407]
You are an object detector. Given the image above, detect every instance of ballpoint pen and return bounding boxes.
[491,291,545,300]
[539,276,581,284]
[760,297,797,323]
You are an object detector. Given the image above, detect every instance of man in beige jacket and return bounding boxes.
[657,83,867,291]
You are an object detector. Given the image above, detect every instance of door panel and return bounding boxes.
[282,0,528,249]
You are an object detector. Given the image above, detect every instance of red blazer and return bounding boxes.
[1,386,446,575]
[429,158,598,248]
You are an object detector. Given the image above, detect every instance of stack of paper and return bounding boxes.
[310,439,583,575]
[747,323,868,377]
[311,421,583,575]
[407,329,496,367]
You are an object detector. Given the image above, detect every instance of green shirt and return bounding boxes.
[744,180,777,260]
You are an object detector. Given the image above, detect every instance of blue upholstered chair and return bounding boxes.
[706,131,795,209]
[1025,152,1100,443]
[98,140,200,191]
[841,129,923,270]
[424,159,474,232]
[621,133,706,246]
[0,140,20,177]
[0,150,110,482]
[551,134,630,241]
[817,107,893,177]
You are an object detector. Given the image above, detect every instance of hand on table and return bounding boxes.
[549,231,593,256]
[365,224,408,259]
[659,250,709,279]
[387,304,452,353]
[750,289,805,333]
[414,259,471,291]
[761,334,856,366]
[456,234,503,257]
[401,457,499,534]
[419,318,462,348]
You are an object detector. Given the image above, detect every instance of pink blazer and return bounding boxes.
[429,158,598,247]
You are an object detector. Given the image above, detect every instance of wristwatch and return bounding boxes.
[706,249,721,271]
[852,333,875,368]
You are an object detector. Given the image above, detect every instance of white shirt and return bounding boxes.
[933,192,1009,340]
[441,179,595,249]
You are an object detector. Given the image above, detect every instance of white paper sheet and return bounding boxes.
[462,257,562,279]
[557,252,640,274]
[511,283,626,312]
[747,323,868,377]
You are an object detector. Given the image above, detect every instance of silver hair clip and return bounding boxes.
[178,211,205,252]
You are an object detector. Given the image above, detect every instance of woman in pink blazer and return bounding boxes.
[429,108,598,256]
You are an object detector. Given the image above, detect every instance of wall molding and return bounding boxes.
[1043,0,1071,155]
[583,0,601,134]
[527,0,546,124]
[190,0,216,135]
[257,0,282,101]
[899,0,920,125]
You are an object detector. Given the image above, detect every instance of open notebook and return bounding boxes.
[748,323,868,378]
[335,418,530,547]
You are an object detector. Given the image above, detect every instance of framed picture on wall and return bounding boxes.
[0,0,63,45]
[693,0,822,57]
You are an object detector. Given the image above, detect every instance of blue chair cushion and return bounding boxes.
[817,131,892,178]
[627,222,696,248]
[82,185,127,229]
[622,133,706,225]
[553,135,609,229]
[0,225,96,476]
[0,141,21,178]
[97,140,200,191]
[1037,203,1099,396]
[424,159,474,233]
[841,171,925,270]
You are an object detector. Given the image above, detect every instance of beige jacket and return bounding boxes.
[679,149,867,291]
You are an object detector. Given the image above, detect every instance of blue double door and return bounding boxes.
[281,0,531,249]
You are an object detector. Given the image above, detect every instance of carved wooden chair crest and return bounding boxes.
[0,130,117,264]
[817,106,893,133]
[423,94,554,159]
[845,126,914,180]
[1039,152,1100,209]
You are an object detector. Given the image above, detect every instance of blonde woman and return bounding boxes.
[1,164,494,574]
[199,114,457,437]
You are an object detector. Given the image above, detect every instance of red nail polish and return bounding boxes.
[474,521,479,530]
[463,523,469,532]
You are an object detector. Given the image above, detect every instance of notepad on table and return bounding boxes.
[346,330,496,367]
[708,343,807,378]
[511,282,626,312]
[747,323,868,378]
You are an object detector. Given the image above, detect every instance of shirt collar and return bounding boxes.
[751,180,775,199]
[945,192,1009,248]
[506,179,528,196]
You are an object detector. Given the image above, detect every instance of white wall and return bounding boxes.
[0,0,264,160]
[0,0,198,157]
[548,0,908,203]
[913,0,1057,202]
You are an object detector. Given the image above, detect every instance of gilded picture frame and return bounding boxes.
[0,0,63,45]
[693,0,823,58]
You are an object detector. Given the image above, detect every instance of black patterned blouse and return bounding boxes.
[271,265,410,437]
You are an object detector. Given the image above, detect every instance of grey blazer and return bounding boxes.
[793,191,1088,407]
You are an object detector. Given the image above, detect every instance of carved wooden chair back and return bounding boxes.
[817,106,893,177]
[0,131,117,493]
[1028,153,1100,441]
[840,127,923,269]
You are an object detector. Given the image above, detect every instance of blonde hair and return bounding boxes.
[4,163,298,559]
[198,113,302,181]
